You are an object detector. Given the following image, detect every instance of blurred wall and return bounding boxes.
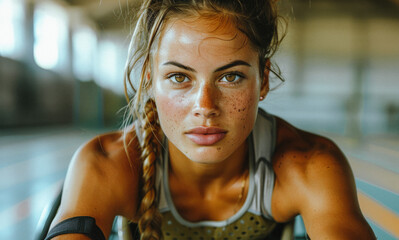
[0,57,74,127]
[0,0,398,135]
[0,0,127,129]
[262,0,399,136]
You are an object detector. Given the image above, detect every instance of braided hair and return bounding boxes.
[137,99,163,239]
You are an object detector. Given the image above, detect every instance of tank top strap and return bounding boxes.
[252,108,277,163]
[248,108,277,220]
[156,139,169,212]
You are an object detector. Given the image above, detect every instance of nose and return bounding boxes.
[192,83,220,118]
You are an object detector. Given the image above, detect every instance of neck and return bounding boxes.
[167,139,249,191]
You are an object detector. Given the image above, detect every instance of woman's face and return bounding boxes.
[152,16,268,164]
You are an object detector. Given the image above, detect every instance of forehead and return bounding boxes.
[155,16,257,63]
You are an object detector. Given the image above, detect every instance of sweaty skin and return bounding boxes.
[153,17,264,165]
[152,16,267,221]
[49,16,375,240]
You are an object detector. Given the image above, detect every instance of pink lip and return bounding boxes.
[185,127,227,146]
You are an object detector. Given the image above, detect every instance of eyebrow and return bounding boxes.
[214,60,251,72]
[163,61,196,72]
[162,60,251,73]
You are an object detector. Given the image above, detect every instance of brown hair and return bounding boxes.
[123,0,285,239]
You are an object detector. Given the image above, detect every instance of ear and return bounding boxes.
[259,59,270,101]
[146,70,151,82]
[146,69,153,89]
[146,70,155,97]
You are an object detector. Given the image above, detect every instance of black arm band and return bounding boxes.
[44,216,106,240]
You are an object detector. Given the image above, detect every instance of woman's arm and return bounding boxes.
[272,119,376,239]
[48,131,141,239]
[297,144,376,239]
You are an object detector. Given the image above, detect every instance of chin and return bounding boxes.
[184,146,231,164]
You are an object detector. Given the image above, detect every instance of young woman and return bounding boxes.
[46,0,376,239]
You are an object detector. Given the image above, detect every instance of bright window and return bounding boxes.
[94,37,125,93]
[73,26,97,81]
[33,2,68,70]
[95,39,118,89]
[0,0,24,58]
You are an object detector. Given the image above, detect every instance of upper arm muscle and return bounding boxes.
[49,133,141,239]
[299,146,375,239]
[272,122,375,239]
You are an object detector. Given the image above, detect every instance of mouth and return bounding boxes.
[185,127,227,146]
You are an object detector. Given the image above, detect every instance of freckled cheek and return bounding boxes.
[155,93,188,134]
[224,90,257,129]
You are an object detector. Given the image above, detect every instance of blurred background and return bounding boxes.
[0,0,398,239]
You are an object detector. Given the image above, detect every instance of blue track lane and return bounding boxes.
[356,179,399,215]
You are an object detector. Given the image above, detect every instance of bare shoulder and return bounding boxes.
[271,117,375,239]
[71,125,142,209]
[272,116,353,215]
[273,117,348,182]
[50,124,142,238]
